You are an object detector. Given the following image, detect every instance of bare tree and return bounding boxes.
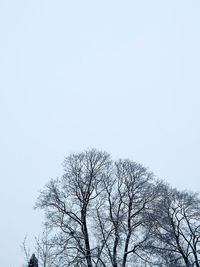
[146,183,200,267]
[21,236,31,265]
[94,159,157,267]
[34,225,64,267]
[36,149,112,267]
[21,228,58,267]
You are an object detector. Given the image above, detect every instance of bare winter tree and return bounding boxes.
[34,225,66,267]
[94,159,158,267]
[35,149,112,267]
[21,236,31,265]
[22,228,58,267]
[146,183,200,267]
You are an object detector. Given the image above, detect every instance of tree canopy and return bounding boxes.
[33,149,200,267]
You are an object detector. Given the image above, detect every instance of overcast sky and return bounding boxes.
[0,1,200,266]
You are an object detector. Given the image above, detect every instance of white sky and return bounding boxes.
[0,1,200,266]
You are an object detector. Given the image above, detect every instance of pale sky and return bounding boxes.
[0,1,200,266]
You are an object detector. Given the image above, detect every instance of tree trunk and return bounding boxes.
[81,208,93,267]
[122,200,132,267]
[112,223,119,267]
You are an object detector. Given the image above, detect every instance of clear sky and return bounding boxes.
[0,1,200,266]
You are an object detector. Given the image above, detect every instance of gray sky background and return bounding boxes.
[0,1,200,266]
